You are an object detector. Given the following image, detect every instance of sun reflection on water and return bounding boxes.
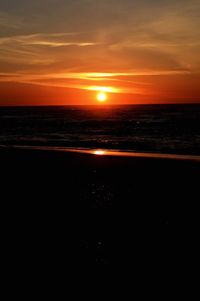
[93,150,106,155]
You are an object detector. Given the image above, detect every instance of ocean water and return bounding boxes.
[0,104,200,155]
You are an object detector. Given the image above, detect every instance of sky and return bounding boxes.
[0,0,200,105]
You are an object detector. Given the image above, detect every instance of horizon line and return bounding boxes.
[0,102,200,108]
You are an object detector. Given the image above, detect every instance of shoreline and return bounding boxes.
[1,144,200,162]
[1,143,199,266]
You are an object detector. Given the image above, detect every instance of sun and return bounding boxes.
[97,92,107,102]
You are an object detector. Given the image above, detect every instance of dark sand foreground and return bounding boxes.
[1,146,200,273]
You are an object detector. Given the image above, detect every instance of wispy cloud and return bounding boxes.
[0,32,96,47]
[0,0,200,103]
[0,70,189,81]
[0,32,97,68]
[0,70,190,95]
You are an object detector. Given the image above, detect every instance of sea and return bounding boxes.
[0,104,200,155]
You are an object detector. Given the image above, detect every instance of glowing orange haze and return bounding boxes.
[0,71,200,106]
[1,1,200,105]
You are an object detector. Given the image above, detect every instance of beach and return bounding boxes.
[1,0,200,292]
[1,146,200,270]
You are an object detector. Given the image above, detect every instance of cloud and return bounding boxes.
[0,32,97,68]
[0,32,96,47]
[0,0,200,103]
[0,70,190,96]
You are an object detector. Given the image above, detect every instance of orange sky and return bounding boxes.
[0,0,200,105]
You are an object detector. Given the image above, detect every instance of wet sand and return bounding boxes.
[1,146,200,271]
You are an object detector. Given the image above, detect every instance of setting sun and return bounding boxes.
[97,92,107,103]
